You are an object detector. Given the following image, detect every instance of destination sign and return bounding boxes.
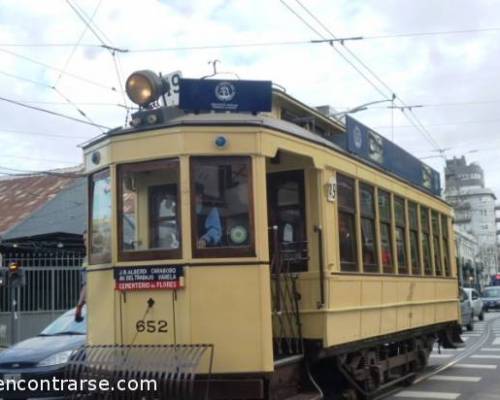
[113,266,184,291]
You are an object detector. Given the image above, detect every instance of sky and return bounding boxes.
[0,0,499,199]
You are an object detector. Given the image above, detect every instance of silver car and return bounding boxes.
[459,288,474,331]
[464,288,484,321]
[482,286,500,312]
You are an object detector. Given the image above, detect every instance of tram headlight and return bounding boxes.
[125,70,169,107]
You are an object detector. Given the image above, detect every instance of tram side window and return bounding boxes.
[337,174,357,271]
[395,197,408,274]
[191,156,254,258]
[360,184,378,273]
[378,190,393,274]
[118,159,181,260]
[432,211,442,276]
[441,214,451,276]
[89,169,112,264]
[421,207,432,275]
[408,202,421,275]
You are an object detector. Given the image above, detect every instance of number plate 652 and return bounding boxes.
[135,320,168,333]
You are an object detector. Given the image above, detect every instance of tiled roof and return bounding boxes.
[0,174,76,236]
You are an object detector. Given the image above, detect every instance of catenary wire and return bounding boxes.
[66,0,131,120]
[0,95,110,130]
[280,0,390,100]
[54,0,103,88]
[0,128,88,140]
[0,47,116,92]
[3,26,500,49]
[286,0,444,155]
[292,0,442,152]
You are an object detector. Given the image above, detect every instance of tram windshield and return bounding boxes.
[89,169,112,263]
[191,156,254,257]
[118,159,181,260]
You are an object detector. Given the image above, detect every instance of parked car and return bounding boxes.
[464,288,484,321]
[0,307,86,399]
[482,286,500,312]
[459,288,474,331]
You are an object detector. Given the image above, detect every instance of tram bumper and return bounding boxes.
[64,344,214,400]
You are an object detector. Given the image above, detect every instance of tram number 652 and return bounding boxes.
[136,320,168,333]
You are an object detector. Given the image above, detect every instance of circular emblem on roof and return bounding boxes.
[353,126,362,149]
[215,82,236,102]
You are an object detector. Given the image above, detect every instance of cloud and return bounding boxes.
[0,0,498,203]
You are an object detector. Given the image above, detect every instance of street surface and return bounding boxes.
[387,312,500,400]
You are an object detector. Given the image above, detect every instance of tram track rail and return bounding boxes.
[375,314,500,400]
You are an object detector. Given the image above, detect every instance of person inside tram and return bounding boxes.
[75,229,87,322]
[195,183,222,248]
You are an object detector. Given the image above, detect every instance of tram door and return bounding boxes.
[266,170,308,359]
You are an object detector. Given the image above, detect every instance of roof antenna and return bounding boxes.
[201,60,220,79]
[201,60,240,80]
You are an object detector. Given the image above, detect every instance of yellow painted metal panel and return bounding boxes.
[189,266,273,373]
[86,269,116,345]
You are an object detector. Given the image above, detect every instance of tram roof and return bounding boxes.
[84,110,446,202]
[85,111,344,152]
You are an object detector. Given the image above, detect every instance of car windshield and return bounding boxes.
[40,309,86,336]
[482,288,500,298]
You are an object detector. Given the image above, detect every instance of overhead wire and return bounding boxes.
[279,0,389,100]
[291,0,441,152]
[0,67,127,109]
[51,87,103,129]
[0,70,52,89]
[0,47,116,92]
[284,0,444,156]
[0,95,110,129]
[374,117,500,129]
[364,27,500,40]
[66,0,131,123]
[0,165,84,177]
[0,127,88,140]
[2,26,500,50]
[49,0,107,131]
[54,0,103,88]
[0,155,78,165]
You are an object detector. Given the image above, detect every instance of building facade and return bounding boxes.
[445,156,498,278]
[454,226,485,289]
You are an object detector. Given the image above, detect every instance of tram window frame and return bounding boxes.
[421,206,433,275]
[190,156,255,259]
[117,158,182,262]
[441,214,451,276]
[378,190,394,274]
[88,168,112,264]
[360,183,378,273]
[394,196,408,274]
[408,202,421,275]
[337,174,358,272]
[431,210,442,276]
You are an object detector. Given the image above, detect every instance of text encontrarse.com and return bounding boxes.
[0,377,157,392]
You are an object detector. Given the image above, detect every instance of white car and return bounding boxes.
[464,288,484,321]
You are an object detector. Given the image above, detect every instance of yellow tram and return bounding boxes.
[77,71,462,399]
